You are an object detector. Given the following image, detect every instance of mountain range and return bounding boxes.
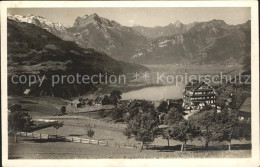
[7,19,148,98]
[8,13,251,65]
[132,20,199,39]
[132,20,251,64]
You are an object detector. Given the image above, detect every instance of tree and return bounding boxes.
[111,102,129,121]
[125,100,158,122]
[239,121,251,140]
[95,96,102,105]
[196,109,251,151]
[87,128,95,138]
[85,124,95,138]
[109,90,122,107]
[111,108,124,121]
[157,101,168,113]
[123,100,159,151]
[164,107,184,125]
[162,128,171,147]
[213,110,246,151]
[98,110,106,118]
[102,95,110,105]
[168,99,184,112]
[8,110,33,143]
[124,100,141,122]
[167,121,200,151]
[87,99,94,106]
[53,121,63,139]
[79,97,83,103]
[60,106,66,114]
[197,112,217,149]
[161,104,185,148]
[161,106,186,147]
[159,113,166,124]
[24,115,33,132]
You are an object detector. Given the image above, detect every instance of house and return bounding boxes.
[183,80,216,110]
[238,97,251,122]
[23,89,31,95]
[225,98,232,106]
[216,106,222,113]
[94,96,103,105]
[71,99,82,109]
[215,97,233,113]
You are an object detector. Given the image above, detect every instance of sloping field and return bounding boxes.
[8,96,67,116]
[32,115,251,150]
[9,137,251,159]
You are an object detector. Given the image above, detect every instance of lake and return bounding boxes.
[122,84,184,101]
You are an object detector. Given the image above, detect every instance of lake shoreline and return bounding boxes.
[122,84,184,101]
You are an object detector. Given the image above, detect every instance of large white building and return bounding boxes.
[183,80,216,109]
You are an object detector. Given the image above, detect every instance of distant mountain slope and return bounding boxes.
[132,21,198,39]
[131,20,251,64]
[8,13,147,61]
[8,14,73,41]
[8,14,251,65]
[67,13,147,60]
[7,19,148,98]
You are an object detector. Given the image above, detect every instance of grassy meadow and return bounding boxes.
[9,136,251,159]
[8,64,251,159]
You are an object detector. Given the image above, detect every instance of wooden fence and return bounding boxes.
[33,119,57,123]
[16,131,138,149]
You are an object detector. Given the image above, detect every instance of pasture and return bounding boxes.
[9,135,251,159]
[8,96,67,116]
[29,114,251,154]
[7,64,249,159]
[8,94,251,159]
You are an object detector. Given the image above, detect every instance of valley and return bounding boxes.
[6,9,252,160]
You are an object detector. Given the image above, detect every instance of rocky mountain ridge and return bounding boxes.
[7,19,148,98]
[8,13,251,65]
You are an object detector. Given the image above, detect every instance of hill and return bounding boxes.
[7,19,148,98]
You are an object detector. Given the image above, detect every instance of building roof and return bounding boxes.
[191,94,215,97]
[194,89,214,92]
[239,97,251,113]
[185,82,201,92]
[185,81,214,93]
[24,89,31,95]
[72,99,81,104]
[191,98,215,102]
[225,98,232,103]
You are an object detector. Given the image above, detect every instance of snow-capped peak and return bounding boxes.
[8,13,67,32]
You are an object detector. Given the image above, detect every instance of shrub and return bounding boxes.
[102,95,110,105]
[87,128,95,138]
[98,110,105,118]
[60,106,66,114]
[111,108,124,121]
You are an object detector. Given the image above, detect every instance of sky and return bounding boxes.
[8,8,250,27]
